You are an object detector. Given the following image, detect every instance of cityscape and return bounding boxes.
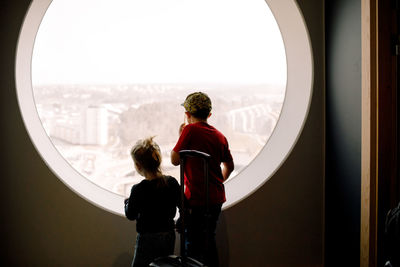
[33,83,285,197]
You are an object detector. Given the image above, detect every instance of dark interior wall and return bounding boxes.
[0,1,324,266]
[325,0,361,266]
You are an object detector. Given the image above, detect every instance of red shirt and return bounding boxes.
[173,122,233,206]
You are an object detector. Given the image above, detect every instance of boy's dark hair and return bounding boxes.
[182,92,212,120]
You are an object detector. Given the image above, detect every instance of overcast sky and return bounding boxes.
[32,0,287,86]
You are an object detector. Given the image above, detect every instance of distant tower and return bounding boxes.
[82,105,108,145]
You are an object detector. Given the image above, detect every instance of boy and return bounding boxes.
[171,92,234,267]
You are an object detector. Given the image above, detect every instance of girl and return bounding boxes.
[125,137,180,267]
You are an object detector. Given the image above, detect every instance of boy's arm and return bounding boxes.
[222,160,234,181]
[171,150,180,166]
[171,123,189,166]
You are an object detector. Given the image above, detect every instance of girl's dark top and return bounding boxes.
[124,175,180,233]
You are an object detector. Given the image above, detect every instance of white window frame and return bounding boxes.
[15,0,313,215]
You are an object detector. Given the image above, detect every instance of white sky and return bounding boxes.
[32,0,287,86]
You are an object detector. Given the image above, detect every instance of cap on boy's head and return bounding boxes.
[182,92,212,119]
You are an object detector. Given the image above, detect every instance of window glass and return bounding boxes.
[32,0,287,197]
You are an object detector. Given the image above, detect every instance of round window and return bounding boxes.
[16,0,312,214]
